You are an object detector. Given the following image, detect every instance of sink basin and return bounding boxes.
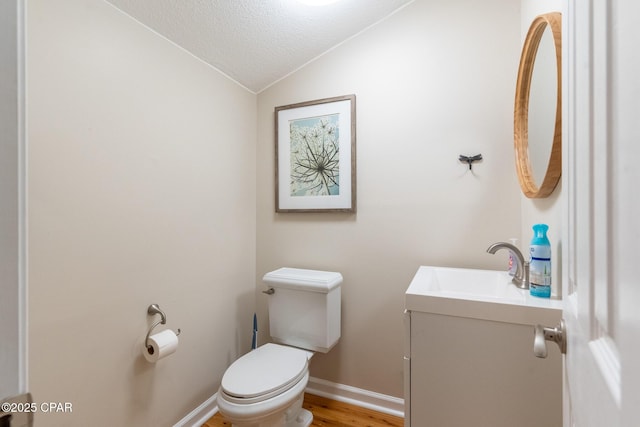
[405,266,562,325]
[418,266,526,301]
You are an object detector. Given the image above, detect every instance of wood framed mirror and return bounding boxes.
[514,12,562,198]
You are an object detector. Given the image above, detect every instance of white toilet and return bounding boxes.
[216,267,342,427]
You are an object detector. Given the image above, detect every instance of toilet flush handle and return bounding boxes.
[262,288,275,295]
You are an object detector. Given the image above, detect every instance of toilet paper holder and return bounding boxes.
[145,304,181,353]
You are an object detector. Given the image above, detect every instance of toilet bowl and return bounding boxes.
[216,268,342,427]
[217,343,314,427]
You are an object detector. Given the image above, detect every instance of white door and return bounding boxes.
[563,1,640,426]
[0,0,27,400]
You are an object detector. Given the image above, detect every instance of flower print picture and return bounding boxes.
[289,114,340,197]
[275,94,356,212]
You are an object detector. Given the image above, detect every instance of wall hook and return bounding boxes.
[459,154,483,170]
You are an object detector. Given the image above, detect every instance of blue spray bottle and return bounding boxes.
[529,224,551,298]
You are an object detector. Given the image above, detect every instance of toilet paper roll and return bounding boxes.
[144,329,179,363]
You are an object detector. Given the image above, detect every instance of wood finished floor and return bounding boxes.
[202,393,404,427]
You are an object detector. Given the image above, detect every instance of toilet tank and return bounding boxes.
[263,268,342,353]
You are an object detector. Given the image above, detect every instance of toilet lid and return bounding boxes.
[221,343,309,400]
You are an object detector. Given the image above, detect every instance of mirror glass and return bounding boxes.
[528,27,557,185]
[514,12,562,198]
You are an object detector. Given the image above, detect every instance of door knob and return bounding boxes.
[533,319,566,358]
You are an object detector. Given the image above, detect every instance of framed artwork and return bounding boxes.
[275,94,356,213]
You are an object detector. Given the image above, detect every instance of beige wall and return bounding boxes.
[256,0,522,398]
[26,0,256,425]
[23,0,559,422]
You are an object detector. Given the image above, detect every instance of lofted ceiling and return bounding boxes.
[105,0,414,93]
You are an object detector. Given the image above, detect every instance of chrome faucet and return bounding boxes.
[486,242,530,289]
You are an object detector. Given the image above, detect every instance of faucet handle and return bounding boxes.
[515,261,530,290]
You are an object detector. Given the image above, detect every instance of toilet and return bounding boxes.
[216,267,342,427]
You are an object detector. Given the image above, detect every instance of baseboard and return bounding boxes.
[173,392,218,427]
[305,376,405,418]
[174,377,405,426]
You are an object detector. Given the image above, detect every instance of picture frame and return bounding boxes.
[275,94,356,213]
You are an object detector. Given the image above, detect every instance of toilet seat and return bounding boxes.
[221,343,310,405]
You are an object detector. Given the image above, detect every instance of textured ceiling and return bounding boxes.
[105,0,414,93]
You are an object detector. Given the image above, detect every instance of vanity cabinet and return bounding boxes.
[403,266,562,427]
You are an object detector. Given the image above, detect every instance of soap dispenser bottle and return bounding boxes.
[508,238,518,276]
[529,224,551,298]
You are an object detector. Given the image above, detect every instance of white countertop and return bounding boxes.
[405,266,563,326]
